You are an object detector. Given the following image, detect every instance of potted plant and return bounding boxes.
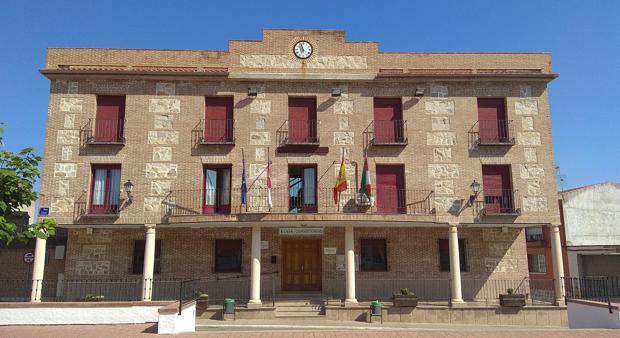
[499,288,526,307]
[196,293,209,315]
[392,288,418,307]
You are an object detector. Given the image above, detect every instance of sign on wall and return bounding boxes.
[38,208,49,216]
[279,228,324,236]
[335,254,359,271]
[323,247,337,255]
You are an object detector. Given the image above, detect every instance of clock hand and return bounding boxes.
[299,44,304,54]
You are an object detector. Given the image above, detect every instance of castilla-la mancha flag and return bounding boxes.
[333,159,348,204]
[359,156,374,205]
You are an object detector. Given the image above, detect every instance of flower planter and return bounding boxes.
[499,294,526,307]
[196,294,209,315]
[392,294,418,307]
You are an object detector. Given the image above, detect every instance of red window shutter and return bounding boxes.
[477,98,506,143]
[95,96,125,142]
[375,165,405,214]
[205,97,233,142]
[482,165,512,213]
[288,97,317,143]
[373,98,403,143]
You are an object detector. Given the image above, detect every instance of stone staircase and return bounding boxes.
[274,293,327,319]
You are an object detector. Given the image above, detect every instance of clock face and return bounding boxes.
[293,41,313,59]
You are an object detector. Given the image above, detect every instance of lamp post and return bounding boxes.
[469,179,480,205]
[124,180,134,202]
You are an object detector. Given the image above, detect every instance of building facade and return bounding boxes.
[34,29,565,305]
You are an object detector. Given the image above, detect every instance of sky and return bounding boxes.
[0,0,618,191]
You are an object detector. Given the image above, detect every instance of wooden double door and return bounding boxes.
[282,239,322,291]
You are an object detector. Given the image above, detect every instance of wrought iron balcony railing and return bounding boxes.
[161,187,434,218]
[276,120,320,145]
[193,119,235,144]
[80,118,126,144]
[474,189,521,216]
[74,200,121,219]
[470,120,515,146]
[367,120,408,145]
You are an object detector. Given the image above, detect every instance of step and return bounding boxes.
[274,313,325,319]
[276,306,323,312]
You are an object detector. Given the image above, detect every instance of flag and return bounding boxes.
[359,156,374,205]
[266,160,272,209]
[241,158,247,205]
[333,159,348,204]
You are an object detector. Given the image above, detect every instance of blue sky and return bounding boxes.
[0,0,618,190]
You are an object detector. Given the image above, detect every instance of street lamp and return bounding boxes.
[469,179,481,204]
[124,180,134,202]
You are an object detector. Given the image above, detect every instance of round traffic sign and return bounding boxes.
[23,252,34,264]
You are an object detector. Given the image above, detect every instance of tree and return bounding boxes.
[0,123,56,243]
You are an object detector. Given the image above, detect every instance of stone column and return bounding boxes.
[550,223,566,305]
[141,224,156,301]
[449,224,463,304]
[30,237,47,302]
[345,225,357,304]
[248,225,262,307]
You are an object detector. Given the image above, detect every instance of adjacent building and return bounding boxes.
[33,29,565,305]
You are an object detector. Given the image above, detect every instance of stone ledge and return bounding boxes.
[0,301,173,308]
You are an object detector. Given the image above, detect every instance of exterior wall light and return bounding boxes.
[331,88,342,97]
[247,87,258,97]
[124,180,134,202]
[469,179,481,204]
[414,87,425,97]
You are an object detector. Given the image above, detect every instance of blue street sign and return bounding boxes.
[39,208,49,216]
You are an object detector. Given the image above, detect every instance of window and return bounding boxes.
[288,165,317,213]
[528,254,547,273]
[526,227,545,242]
[288,97,318,144]
[204,97,234,143]
[215,239,242,273]
[438,239,467,272]
[90,165,121,214]
[132,240,161,274]
[203,166,231,214]
[360,239,387,271]
[95,95,125,143]
[481,165,515,214]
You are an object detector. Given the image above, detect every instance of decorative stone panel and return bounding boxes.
[425,100,455,115]
[255,116,266,130]
[249,163,267,179]
[82,245,106,260]
[333,100,353,115]
[145,163,178,179]
[521,117,534,131]
[75,261,110,276]
[51,197,74,213]
[64,114,76,129]
[154,114,174,130]
[519,164,545,179]
[308,56,367,69]
[255,148,265,162]
[249,132,271,145]
[144,197,164,212]
[148,131,179,145]
[149,98,180,114]
[428,164,459,179]
[240,55,367,69]
[434,180,454,195]
[54,163,77,178]
[517,132,541,146]
[152,147,172,161]
[57,180,70,196]
[61,146,73,161]
[249,100,271,115]
[431,116,450,131]
[334,132,354,145]
[527,180,542,196]
[150,180,172,196]
[57,130,79,144]
[433,148,452,162]
[426,132,456,146]
[338,116,349,130]
[524,148,538,163]
[59,98,83,113]
[523,196,548,212]
[515,100,538,116]
[156,82,176,96]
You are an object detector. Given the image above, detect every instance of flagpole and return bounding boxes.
[242,148,247,212]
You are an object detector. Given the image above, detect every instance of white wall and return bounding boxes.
[0,305,160,325]
[562,183,620,247]
[157,303,196,334]
[567,301,620,329]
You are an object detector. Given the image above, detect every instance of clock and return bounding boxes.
[293,41,313,59]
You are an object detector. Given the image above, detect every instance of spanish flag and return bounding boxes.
[333,159,348,204]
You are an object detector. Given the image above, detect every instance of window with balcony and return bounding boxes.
[204,97,234,144]
[90,165,121,214]
[360,239,387,271]
[481,165,518,214]
[288,165,317,213]
[215,239,242,273]
[93,95,125,143]
[287,97,318,144]
[528,254,547,273]
[526,227,545,242]
[438,239,467,272]
[476,98,512,145]
[132,240,161,274]
[375,164,406,214]
[203,166,231,214]
[372,98,406,144]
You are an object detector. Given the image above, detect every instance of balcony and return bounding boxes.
[366,120,408,145]
[74,200,120,219]
[161,187,434,219]
[470,120,515,146]
[474,189,521,216]
[277,120,319,145]
[80,118,125,145]
[193,119,235,145]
